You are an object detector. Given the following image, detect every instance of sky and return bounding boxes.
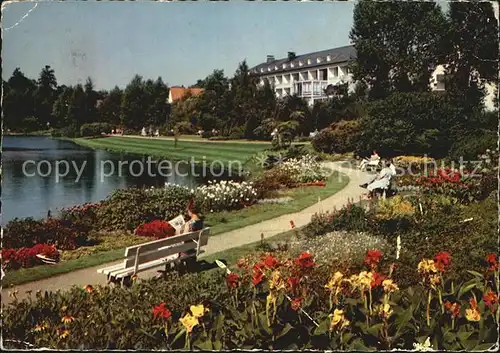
[2,0,356,91]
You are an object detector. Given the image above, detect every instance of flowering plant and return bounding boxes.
[277,155,327,183]
[135,220,176,239]
[195,180,257,212]
[1,244,59,270]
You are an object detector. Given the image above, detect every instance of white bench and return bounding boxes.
[97,227,210,286]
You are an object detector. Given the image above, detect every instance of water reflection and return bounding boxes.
[2,136,230,223]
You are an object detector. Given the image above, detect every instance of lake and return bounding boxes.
[1,136,226,224]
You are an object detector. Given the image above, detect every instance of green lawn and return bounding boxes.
[71,136,271,167]
[2,173,348,287]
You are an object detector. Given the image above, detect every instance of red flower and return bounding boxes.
[290,220,295,229]
[252,263,265,286]
[486,253,499,271]
[287,276,300,292]
[290,297,302,311]
[293,252,316,269]
[135,220,176,239]
[263,254,279,269]
[370,272,386,288]
[469,297,479,310]
[226,273,240,289]
[444,301,461,318]
[152,303,171,320]
[434,252,452,272]
[483,291,498,311]
[364,250,382,269]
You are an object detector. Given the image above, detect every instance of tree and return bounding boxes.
[3,68,37,130]
[52,86,75,128]
[350,1,447,99]
[34,65,58,127]
[84,77,98,125]
[443,1,499,114]
[97,86,123,126]
[121,75,147,130]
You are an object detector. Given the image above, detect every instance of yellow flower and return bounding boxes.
[379,303,393,318]
[61,315,74,324]
[58,329,70,339]
[357,271,373,289]
[328,309,350,331]
[382,279,399,293]
[269,270,286,291]
[465,308,481,322]
[179,313,199,333]
[325,271,344,290]
[32,322,48,332]
[418,259,437,275]
[429,274,441,287]
[266,292,277,308]
[132,275,138,281]
[190,304,208,318]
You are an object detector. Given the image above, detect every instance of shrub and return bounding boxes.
[60,202,101,233]
[304,204,369,237]
[1,244,59,270]
[174,121,197,134]
[252,167,298,198]
[3,218,88,250]
[278,155,327,183]
[135,220,176,239]
[80,123,113,137]
[96,186,192,231]
[208,136,232,141]
[195,180,257,213]
[393,155,436,174]
[312,120,361,154]
[448,131,497,161]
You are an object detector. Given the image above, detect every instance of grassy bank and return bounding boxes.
[2,172,348,287]
[70,136,270,167]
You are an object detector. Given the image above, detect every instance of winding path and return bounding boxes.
[1,162,370,305]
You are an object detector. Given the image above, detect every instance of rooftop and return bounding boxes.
[250,45,356,75]
[169,87,204,102]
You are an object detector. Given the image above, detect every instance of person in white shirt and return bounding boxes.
[359,150,380,170]
[366,161,394,192]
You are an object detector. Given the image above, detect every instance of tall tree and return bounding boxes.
[443,1,499,114]
[350,0,447,99]
[3,68,37,130]
[97,86,123,125]
[34,65,58,127]
[83,77,98,124]
[121,75,147,129]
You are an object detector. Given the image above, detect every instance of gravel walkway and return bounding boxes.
[2,162,369,305]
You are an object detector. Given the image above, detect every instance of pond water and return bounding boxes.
[1,136,226,224]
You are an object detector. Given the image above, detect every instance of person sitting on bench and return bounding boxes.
[359,150,380,170]
[360,161,394,194]
[179,200,204,265]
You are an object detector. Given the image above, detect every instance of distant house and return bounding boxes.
[168,86,204,104]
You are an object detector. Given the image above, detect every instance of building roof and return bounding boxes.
[169,87,204,102]
[250,45,356,75]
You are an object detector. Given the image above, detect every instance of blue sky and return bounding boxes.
[2,0,355,90]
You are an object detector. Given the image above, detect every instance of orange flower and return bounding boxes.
[486,253,499,272]
[58,329,70,339]
[364,250,382,270]
[290,297,302,311]
[293,252,316,269]
[370,272,386,288]
[465,298,481,322]
[444,301,461,318]
[483,291,498,311]
[61,316,74,324]
[83,285,93,293]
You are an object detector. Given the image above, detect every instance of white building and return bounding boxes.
[251,45,497,111]
[250,45,357,106]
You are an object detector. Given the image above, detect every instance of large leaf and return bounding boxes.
[457,280,478,299]
[313,318,330,336]
[276,323,293,339]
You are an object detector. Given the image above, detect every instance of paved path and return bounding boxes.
[2,162,369,305]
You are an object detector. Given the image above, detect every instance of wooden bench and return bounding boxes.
[97,227,210,286]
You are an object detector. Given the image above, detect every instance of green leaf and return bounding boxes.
[457,331,473,342]
[313,319,330,336]
[466,270,484,279]
[366,323,383,337]
[473,343,496,351]
[457,281,477,299]
[276,323,293,339]
[170,328,186,346]
[351,337,375,351]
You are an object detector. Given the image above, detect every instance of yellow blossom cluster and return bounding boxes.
[328,309,350,331]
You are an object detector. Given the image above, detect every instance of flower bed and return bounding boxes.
[195,180,257,213]
[3,251,498,350]
[1,244,59,270]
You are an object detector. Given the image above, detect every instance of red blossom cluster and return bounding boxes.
[62,202,102,216]
[226,273,240,289]
[293,252,317,269]
[483,291,498,312]
[486,253,499,272]
[135,220,176,239]
[416,168,464,187]
[364,250,383,270]
[1,244,59,270]
[434,252,452,272]
[444,301,461,318]
[152,302,172,320]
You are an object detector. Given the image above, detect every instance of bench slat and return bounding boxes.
[124,228,208,257]
[124,242,198,268]
[97,263,125,275]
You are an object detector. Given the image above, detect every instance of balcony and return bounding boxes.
[293,80,328,98]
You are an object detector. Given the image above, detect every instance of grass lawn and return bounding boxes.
[2,172,348,287]
[70,136,271,167]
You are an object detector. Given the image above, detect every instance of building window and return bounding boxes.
[347,67,352,74]
[260,68,264,73]
[333,67,338,77]
[327,55,331,61]
[320,69,328,80]
[316,58,321,63]
[307,59,312,65]
[299,61,303,66]
[293,73,299,81]
[283,64,287,69]
[268,67,272,72]
[290,62,295,68]
[436,74,445,91]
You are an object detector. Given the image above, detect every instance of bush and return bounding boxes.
[80,123,113,137]
[252,167,298,198]
[135,220,176,239]
[195,180,257,213]
[60,202,101,233]
[96,186,192,231]
[3,218,88,250]
[304,204,369,237]
[174,121,197,134]
[208,136,231,141]
[356,92,463,158]
[201,130,213,138]
[448,131,497,161]
[312,120,361,154]
[1,244,59,270]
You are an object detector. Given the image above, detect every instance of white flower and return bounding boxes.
[413,338,433,351]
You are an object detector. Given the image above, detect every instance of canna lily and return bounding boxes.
[444,301,461,318]
[434,252,451,272]
[364,249,382,270]
[58,329,70,339]
[263,254,279,269]
[290,297,302,311]
[269,270,286,291]
[465,298,481,322]
[83,284,94,293]
[325,271,344,295]
[179,313,199,333]
[418,259,438,275]
[293,252,316,269]
[483,290,498,312]
[382,279,399,293]
[371,272,386,288]
[152,303,172,320]
[190,304,209,318]
[226,273,240,289]
[328,309,350,331]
